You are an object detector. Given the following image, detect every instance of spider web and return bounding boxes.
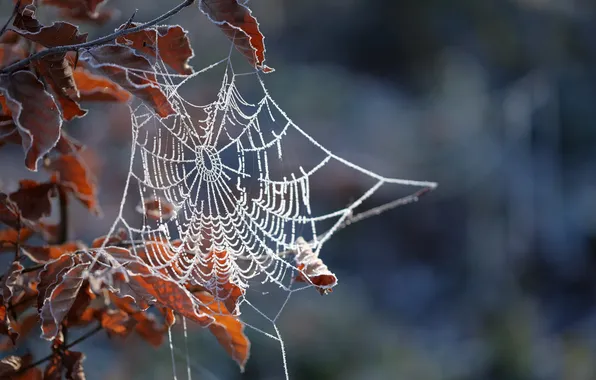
[92,22,436,379]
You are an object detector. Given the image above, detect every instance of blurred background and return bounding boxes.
[4,0,596,379]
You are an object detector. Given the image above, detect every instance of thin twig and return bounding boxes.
[277,184,437,258]
[0,0,196,75]
[57,186,68,244]
[0,0,20,39]
[18,324,103,373]
[341,185,435,227]
[14,215,21,262]
[66,324,103,348]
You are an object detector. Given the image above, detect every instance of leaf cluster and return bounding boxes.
[0,0,333,378]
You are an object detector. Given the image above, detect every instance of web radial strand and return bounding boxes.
[105,42,436,311]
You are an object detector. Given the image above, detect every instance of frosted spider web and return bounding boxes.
[89,22,436,380]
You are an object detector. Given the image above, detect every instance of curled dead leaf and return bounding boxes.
[293,237,338,295]
[136,196,176,221]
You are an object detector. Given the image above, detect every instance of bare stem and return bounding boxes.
[57,186,68,244]
[0,0,195,75]
[0,0,20,39]
[18,324,103,373]
[278,184,437,258]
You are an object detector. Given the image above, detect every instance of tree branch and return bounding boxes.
[0,0,20,39]
[0,0,196,75]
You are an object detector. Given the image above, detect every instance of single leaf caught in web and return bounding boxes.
[0,71,61,171]
[137,196,177,221]
[293,237,338,295]
[200,0,273,72]
[45,153,100,215]
[79,45,176,118]
[116,23,194,75]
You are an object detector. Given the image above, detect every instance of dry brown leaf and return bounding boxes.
[73,67,131,103]
[196,291,250,371]
[21,241,82,264]
[293,237,337,295]
[46,153,100,215]
[0,71,61,171]
[8,180,55,222]
[200,0,273,72]
[80,45,176,118]
[116,23,194,75]
[40,262,90,340]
